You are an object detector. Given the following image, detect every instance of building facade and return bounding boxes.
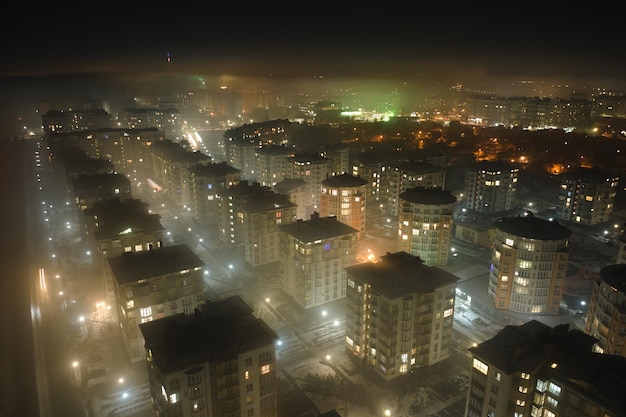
[397,187,456,266]
[466,320,626,417]
[344,251,458,381]
[462,161,519,214]
[188,161,241,225]
[556,167,619,225]
[82,197,165,300]
[585,263,626,357]
[382,160,446,216]
[140,296,278,417]
[108,244,206,363]
[488,215,571,315]
[319,172,367,239]
[278,213,358,309]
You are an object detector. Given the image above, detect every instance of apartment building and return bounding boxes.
[188,161,241,225]
[352,153,385,213]
[140,295,278,417]
[488,215,571,315]
[82,197,165,300]
[288,152,329,219]
[71,172,132,212]
[382,160,445,216]
[585,263,626,357]
[254,145,294,187]
[319,172,367,239]
[151,139,212,207]
[397,187,456,266]
[122,106,182,139]
[462,161,519,214]
[556,166,619,225]
[466,320,626,417]
[216,181,297,267]
[108,244,206,363]
[273,178,307,220]
[344,251,458,381]
[278,213,358,309]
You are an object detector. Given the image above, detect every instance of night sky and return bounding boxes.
[1,5,625,137]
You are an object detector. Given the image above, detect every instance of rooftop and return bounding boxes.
[279,213,358,241]
[108,244,204,284]
[345,251,459,299]
[495,215,571,240]
[140,295,278,374]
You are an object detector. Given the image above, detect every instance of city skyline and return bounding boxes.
[2,6,626,139]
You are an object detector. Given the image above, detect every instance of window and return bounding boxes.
[473,358,488,375]
[548,382,561,396]
[261,364,271,375]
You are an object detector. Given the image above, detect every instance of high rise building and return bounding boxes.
[188,161,241,225]
[488,215,571,315]
[345,251,458,380]
[585,263,626,357]
[108,244,206,363]
[320,172,367,239]
[466,320,626,417]
[397,187,456,266]
[151,140,212,208]
[382,160,446,216]
[462,161,518,214]
[556,167,619,225]
[82,197,165,300]
[288,152,329,218]
[140,295,278,417]
[217,181,297,267]
[278,213,358,309]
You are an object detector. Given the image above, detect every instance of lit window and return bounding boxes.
[473,358,488,375]
[548,382,561,396]
[244,370,251,380]
[261,364,270,375]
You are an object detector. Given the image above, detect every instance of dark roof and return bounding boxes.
[564,166,620,182]
[391,160,443,174]
[72,172,130,189]
[220,181,297,213]
[345,251,458,299]
[470,160,518,173]
[321,172,367,187]
[255,145,295,156]
[108,244,204,284]
[495,215,571,240]
[470,320,626,413]
[279,214,358,241]
[290,152,327,163]
[188,161,240,177]
[139,295,278,374]
[83,197,150,217]
[188,161,241,177]
[93,213,164,240]
[399,187,457,205]
[244,192,296,214]
[599,264,626,293]
[273,178,307,194]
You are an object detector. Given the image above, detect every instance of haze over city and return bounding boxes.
[2,6,626,138]
[2,6,626,417]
